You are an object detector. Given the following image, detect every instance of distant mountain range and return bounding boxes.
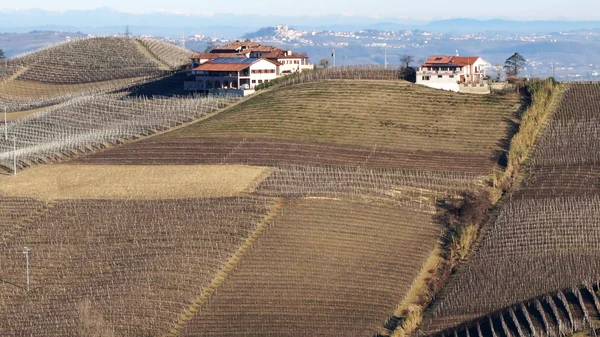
[2,8,600,37]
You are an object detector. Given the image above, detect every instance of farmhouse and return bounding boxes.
[188,58,280,91]
[185,41,313,94]
[416,55,491,93]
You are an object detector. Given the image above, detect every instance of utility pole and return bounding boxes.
[12,136,16,176]
[551,62,556,78]
[3,106,6,141]
[23,247,30,292]
[341,55,346,67]
[331,49,336,68]
[384,47,388,69]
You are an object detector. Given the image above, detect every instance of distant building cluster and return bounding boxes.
[185,41,313,94]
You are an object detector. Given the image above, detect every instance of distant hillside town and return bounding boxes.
[184,41,314,95]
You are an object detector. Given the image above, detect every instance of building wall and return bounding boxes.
[416,73,460,92]
[248,60,278,88]
[459,82,491,94]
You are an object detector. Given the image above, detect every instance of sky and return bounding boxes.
[2,0,600,21]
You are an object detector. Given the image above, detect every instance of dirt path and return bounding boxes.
[133,39,172,71]
[165,197,287,337]
[1,106,53,123]
[3,66,29,83]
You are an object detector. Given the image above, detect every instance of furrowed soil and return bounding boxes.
[180,198,440,336]
[420,83,600,337]
[78,80,522,174]
[0,164,269,200]
[0,197,276,336]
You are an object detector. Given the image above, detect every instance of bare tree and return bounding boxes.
[204,41,219,53]
[400,55,415,68]
[319,58,330,69]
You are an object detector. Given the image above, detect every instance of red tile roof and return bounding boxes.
[194,62,253,71]
[191,53,245,59]
[453,56,480,66]
[193,58,281,71]
[214,41,262,51]
[423,55,481,67]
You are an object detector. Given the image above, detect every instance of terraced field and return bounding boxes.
[421,83,600,337]
[180,198,440,336]
[0,57,534,336]
[81,80,522,174]
[0,197,275,336]
[0,37,194,113]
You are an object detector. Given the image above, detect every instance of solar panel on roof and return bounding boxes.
[435,57,443,61]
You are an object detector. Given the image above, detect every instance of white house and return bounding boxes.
[416,55,491,93]
[185,41,313,94]
[186,58,280,93]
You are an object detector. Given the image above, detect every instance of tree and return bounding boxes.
[0,49,4,59]
[319,58,330,68]
[204,41,219,53]
[399,54,415,68]
[504,53,526,78]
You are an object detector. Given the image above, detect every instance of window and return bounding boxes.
[258,80,263,84]
[434,57,443,61]
[252,80,256,83]
[422,76,430,81]
[265,79,269,83]
[449,75,454,78]
[438,75,443,78]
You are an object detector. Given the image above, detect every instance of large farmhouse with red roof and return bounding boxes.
[416,55,491,93]
[185,41,313,94]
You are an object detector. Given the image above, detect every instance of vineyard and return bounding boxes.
[0,37,194,113]
[0,197,275,336]
[80,80,522,175]
[421,83,600,337]
[0,93,236,172]
[0,39,553,337]
[180,198,440,336]
[9,37,179,83]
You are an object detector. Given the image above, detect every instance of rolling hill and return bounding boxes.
[0,37,195,114]
[420,83,600,337]
[4,46,597,337]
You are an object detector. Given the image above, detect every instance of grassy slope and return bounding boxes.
[172,80,520,155]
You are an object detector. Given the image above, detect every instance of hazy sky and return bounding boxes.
[2,0,600,20]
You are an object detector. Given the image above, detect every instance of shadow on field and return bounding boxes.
[494,95,531,169]
[126,71,196,98]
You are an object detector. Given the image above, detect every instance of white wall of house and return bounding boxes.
[248,60,279,88]
[416,73,460,92]
[278,58,311,73]
[191,59,279,90]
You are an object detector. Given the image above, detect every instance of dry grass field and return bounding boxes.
[80,80,522,174]
[180,198,440,336]
[0,164,269,200]
[0,197,275,336]
[420,83,600,337]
